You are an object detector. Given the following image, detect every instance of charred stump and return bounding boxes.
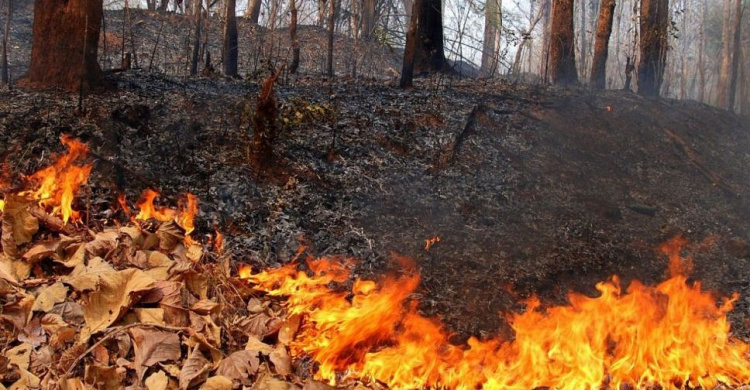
[23,0,103,91]
[250,70,281,172]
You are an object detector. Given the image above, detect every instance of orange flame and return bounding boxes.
[134,189,176,222]
[26,136,92,223]
[243,239,750,389]
[425,236,441,251]
[176,193,198,245]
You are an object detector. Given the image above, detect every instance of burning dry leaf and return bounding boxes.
[81,268,155,337]
[84,365,125,390]
[129,327,182,382]
[215,350,261,386]
[179,346,211,390]
[269,346,292,376]
[277,314,301,346]
[144,370,170,390]
[31,282,68,313]
[200,376,233,390]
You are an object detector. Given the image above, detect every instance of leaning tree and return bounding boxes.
[24,0,103,91]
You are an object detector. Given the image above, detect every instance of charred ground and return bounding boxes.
[2,72,749,342]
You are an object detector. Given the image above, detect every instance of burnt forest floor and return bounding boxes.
[2,71,750,342]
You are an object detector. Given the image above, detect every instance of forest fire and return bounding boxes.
[241,238,750,389]
[22,135,92,223]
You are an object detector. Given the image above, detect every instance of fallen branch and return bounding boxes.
[29,205,76,235]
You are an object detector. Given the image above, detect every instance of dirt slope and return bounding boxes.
[1,75,749,341]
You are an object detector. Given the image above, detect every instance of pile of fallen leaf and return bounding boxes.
[0,193,338,390]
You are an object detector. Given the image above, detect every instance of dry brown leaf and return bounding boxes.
[91,343,110,365]
[191,299,220,315]
[81,268,155,337]
[247,298,267,314]
[133,308,166,326]
[185,243,203,263]
[1,195,39,260]
[18,317,46,347]
[129,327,182,382]
[5,342,32,370]
[56,376,90,390]
[31,282,68,313]
[238,312,283,339]
[157,220,183,252]
[157,281,189,327]
[215,350,260,386]
[181,270,208,300]
[269,346,292,376]
[21,239,58,263]
[301,380,336,390]
[84,230,120,259]
[179,346,211,390]
[0,253,20,285]
[189,313,222,348]
[145,370,170,390]
[0,293,33,331]
[8,367,41,390]
[63,256,116,292]
[29,345,52,376]
[200,376,233,390]
[244,336,274,355]
[84,365,124,390]
[48,301,85,325]
[251,373,299,390]
[143,251,175,281]
[186,333,223,366]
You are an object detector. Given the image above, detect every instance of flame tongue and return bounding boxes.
[26,135,92,223]
[245,240,750,389]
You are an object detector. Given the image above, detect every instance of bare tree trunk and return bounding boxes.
[318,0,327,26]
[637,0,668,96]
[679,0,687,99]
[727,0,744,111]
[1,0,11,87]
[540,0,551,80]
[717,0,732,107]
[590,0,615,89]
[362,0,377,39]
[223,0,238,76]
[413,0,445,73]
[158,0,169,11]
[350,0,359,77]
[698,0,707,102]
[403,0,413,21]
[548,0,578,85]
[245,0,262,23]
[326,0,335,77]
[579,0,587,79]
[24,0,102,91]
[290,0,300,74]
[190,0,202,76]
[400,0,420,87]
[480,0,502,78]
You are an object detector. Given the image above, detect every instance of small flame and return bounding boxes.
[176,193,198,245]
[135,189,176,222]
[117,193,131,217]
[244,241,750,389]
[25,135,92,223]
[425,236,441,251]
[214,229,225,255]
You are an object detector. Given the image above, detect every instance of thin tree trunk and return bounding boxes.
[245,0,262,23]
[540,0,551,80]
[318,0,327,26]
[400,0,420,87]
[24,0,102,91]
[590,0,615,89]
[717,0,732,107]
[480,0,502,78]
[223,0,237,76]
[290,0,300,74]
[698,0,707,102]
[190,0,201,75]
[637,0,668,96]
[350,0,359,77]
[1,0,11,86]
[679,0,687,99]
[326,0,335,77]
[727,0,744,111]
[548,0,578,85]
[579,0,587,79]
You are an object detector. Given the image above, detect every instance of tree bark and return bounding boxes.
[1,0,11,87]
[190,0,201,76]
[400,0,420,87]
[362,0,377,39]
[589,0,615,89]
[326,0,335,77]
[578,0,587,80]
[540,0,551,80]
[414,0,445,73]
[245,0,262,23]
[480,0,502,78]
[24,0,103,91]
[697,0,707,102]
[548,0,578,85]
[717,0,732,107]
[727,0,744,111]
[290,0,300,74]
[637,0,668,96]
[222,0,237,77]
